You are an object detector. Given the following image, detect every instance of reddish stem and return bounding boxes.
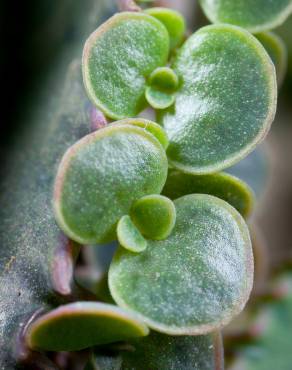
[51,233,80,297]
[117,0,141,12]
[89,106,108,132]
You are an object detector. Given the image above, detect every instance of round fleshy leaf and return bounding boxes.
[26,302,149,352]
[109,194,253,335]
[198,0,292,33]
[88,331,223,370]
[117,215,147,253]
[54,123,168,244]
[256,31,288,86]
[162,169,254,218]
[148,67,179,91]
[145,86,175,110]
[145,67,178,109]
[145,7,186,50]
[117,118,169,149]
[82,12,169,119]
[130,195,176,240]
[160,24,277,174]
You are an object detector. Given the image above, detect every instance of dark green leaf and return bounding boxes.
[161,24,277,174]
[162,169,254,218]
[121,331,224,370]
[109,194,253,334]
[26,302,149,352]
[256,31,288,86]
[53,122,168,244]
[88,331,224,370]
[83,12,169,119]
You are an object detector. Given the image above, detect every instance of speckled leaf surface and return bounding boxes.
[0,62,97,368]
[256,31,287,86]
[54,123,168,245]
[198,0,292,33]
[109,194,253,335]
[26,302,149,351]
[160,24,277,174]
[83,12,169,119]
[88,331,223,370]
[162,169,254,218]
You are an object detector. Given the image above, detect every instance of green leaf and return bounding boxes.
[145,7,186,50]
[109,194,253,335]
[121,331,223,370]
[145,86,175,109]
[145,66,178,109]
[118,118,169,149]
[26,302,149,352]
[130,194,176,240]
[198,0,292,33]
[162,169,254,218]
[256,31,288,86]
[148,66,179,91]
[88,331,224,370]
[117,215,147,253]
[276,13,292,81]
[160,24,277,174]
[53,122,168,245]
[82,12,169,119]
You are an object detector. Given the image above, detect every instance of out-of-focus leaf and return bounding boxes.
[230,274,292,370]
[199,0,292,33]
[256,32,288,86]
[87,331,224,370]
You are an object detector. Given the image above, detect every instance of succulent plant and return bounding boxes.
[1,0,292,369]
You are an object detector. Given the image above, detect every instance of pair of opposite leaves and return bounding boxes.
[40,5,280,352]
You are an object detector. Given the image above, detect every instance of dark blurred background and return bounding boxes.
[1,0,115,147]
